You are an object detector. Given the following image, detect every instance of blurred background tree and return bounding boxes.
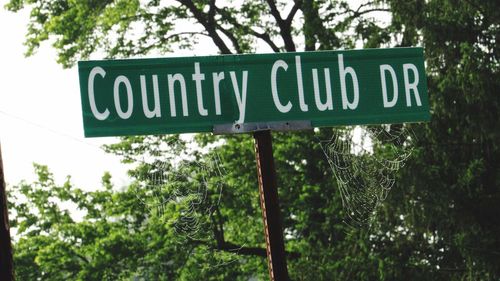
[5,0,499,280]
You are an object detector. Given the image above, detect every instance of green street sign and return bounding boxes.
[78,47,429,137]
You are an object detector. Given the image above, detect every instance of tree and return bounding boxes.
[373,0,500,279]
[6,0,500,280]
[11,163,261,280]
[4,0,395,65]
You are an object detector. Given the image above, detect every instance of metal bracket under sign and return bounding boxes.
[213,120,312,135]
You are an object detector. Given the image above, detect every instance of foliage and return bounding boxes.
[6,0,500,280]
[10,162,268,280]
[4,0,394,66]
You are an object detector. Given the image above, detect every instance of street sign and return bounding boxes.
[78,47,429,137]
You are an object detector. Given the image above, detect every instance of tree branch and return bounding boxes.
[190,237,301,259]
[351,8,390,18]
[302,0,317,51]
[216,25,243,54]
[219,241,267,257]
[265,0,283,22]
[210,205,225,249]
[255,32,281,53]
[207,201,299,259]
[208,0,217,24]
[265,0,296,51]
[341,2,390,24]
[354,2,373,14]
[136,31,210,54]
[74,252,90,264]
[177,0,232,54]
[214,7,280,52]
[285,0,302,25]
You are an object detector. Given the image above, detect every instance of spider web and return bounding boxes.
[136,150,224,240]
[128,137,243,267]
[320,124,414,226]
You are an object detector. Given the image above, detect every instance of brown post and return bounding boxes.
[0,143,14,281]
[253,130,289,281]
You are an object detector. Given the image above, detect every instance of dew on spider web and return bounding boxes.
[320,124,415,226]
[130,137,242,266]
[138,151,223,237]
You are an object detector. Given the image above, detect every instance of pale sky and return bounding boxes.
[0,3,129,189]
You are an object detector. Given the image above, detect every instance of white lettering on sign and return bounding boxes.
[312,68,333,111]
[230,71,248,124]
[85,56,424,123]
[140,75,161,118]
[192,62,208,116]
[168,73,189,117]
[113,75,134,119]
[380,64,398,108]
[403,63,422,107]
[212,72,224,116]
[88,66,110,120]
[338,54,359,110]
[271,60,292,113]
[295,56,309,112]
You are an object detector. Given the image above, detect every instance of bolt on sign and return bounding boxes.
[78,47,429,137]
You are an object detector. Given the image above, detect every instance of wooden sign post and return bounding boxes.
[254,130,289,280]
